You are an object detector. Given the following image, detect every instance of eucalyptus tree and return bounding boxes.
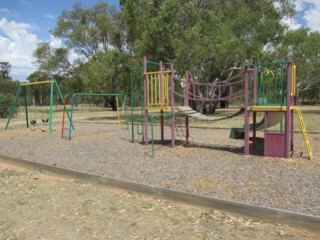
[33,2,129,109]
[0,62,19,96]
[0,62,20,117]
[121,0,295,112]
[0,62,11,78]
[273,27,320,103]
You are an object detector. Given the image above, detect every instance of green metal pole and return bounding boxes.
[5,85,23,130]
[123,94,129,130]
[146,60,160,65]
[140,66,144,141]
[151,115,155,158]
[24,86,29,128]
[67,93,127,140]
[130,68,143,141]
[54,80,75,130]
[130,68,135,142]
[49,80,54,133]
[73,93,125,98]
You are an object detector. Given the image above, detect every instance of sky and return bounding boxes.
[0,0,319,82]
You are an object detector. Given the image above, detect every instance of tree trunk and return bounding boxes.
[104,96,117,111]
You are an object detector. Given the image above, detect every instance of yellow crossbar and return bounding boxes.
[248,106,288,112]
[21,80,52,86]
[144,70,172,75]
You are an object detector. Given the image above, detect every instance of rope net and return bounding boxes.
[174,70,245,103]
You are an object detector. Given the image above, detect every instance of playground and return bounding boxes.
[0,104,319,216]
[1,59,320,236]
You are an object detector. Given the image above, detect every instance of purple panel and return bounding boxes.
[264,131,286,158]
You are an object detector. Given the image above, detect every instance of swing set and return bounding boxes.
[5,79,73,133]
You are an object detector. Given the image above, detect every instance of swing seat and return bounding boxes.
[42,119,49,123]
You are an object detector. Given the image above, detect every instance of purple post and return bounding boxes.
[185,71,190,143]
[244,61,250,155]
[170,63,175,147]
[253,66,257,104]
[160,61,164,142]
[290,110,294,151]
[184,71,189,106]
[290,71,295,152]
[285,61,292,158]
[143,56,148,145]
[186,115,189,144]
[253,112,256,148]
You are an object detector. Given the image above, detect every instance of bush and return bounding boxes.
[0,94,14,118]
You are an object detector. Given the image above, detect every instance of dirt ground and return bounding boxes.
[0,162,319,240]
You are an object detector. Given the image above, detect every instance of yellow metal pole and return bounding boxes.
[144,70,172,75]
[165,74,169,108]
[21,80,52,86]
[151,74,154,106]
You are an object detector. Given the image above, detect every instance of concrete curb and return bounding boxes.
[0,154,319,233]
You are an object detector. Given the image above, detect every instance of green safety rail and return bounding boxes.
[248,61,287,107]
[130,67,145,142]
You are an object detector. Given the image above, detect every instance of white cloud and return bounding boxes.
[0,17,38,81]
[294,0,306,12]
[44,14,57,20]
[0,8,11,14]
[19,0,30,5]
[303,1,320,31]
[294,0,320,32]
[49,34,62,48]
[283,17,302,30]
[0,17,79,81]
[0,7,18,17]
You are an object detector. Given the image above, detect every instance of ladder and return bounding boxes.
[292,107,312,160]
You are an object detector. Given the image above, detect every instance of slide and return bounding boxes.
[229,112,284,139]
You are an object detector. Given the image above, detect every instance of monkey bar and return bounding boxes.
[62,93,128,141]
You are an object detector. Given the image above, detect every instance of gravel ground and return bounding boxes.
[1,119,320,217]
[1,165,318,240]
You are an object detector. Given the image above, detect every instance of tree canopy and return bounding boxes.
[274,27,320,102]
[0,62,20,117]
[29,0,320,109]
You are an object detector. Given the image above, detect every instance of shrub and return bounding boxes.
[0,94,14,118]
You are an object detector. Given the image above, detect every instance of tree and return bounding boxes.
[78,50,130,110]
[26,71,53,106]
[0,61,19,96]
[33,2,128,109]
[121,0,295,112]
[0,62,11,78]
[274,28,320,103]
[0,62,20,118]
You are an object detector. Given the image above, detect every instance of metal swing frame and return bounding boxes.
[5,79,73,133]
